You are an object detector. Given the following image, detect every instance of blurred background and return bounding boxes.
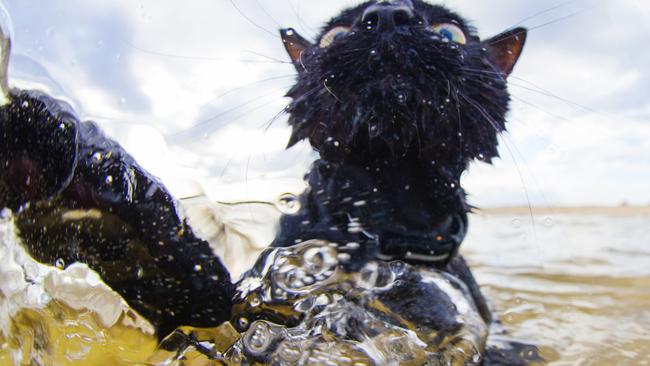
[1,1,649,364]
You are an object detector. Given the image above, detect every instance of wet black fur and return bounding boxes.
[273,1,535,363]
[286,1,510,166]
[1,90,233,339]
[275,0,516,265]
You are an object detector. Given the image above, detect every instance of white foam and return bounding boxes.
[0,210,153,337]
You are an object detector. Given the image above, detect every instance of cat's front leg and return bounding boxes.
[0,88,234,340]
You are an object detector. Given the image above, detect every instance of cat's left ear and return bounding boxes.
[484,27,527,77]
[280,28,313,71]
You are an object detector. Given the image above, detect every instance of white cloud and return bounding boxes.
[4,0,649,206]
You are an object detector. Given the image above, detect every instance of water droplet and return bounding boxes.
[244,321,273,354]
[21,100,29,108]
[543,217,554,227]
[194,264,203,272]
[278,343,302,363]
[136,266,144,279]
[276,193,301,215]
[337,253,351,263]
[105,175,113,184]
[249,296,261,307]
[389,261,406,275]
[345,242,360,250]
[238,317,250,330]
[91,152,103,163]
[54,258,65,269]
[511,218,522,228]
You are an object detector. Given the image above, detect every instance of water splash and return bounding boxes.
[153,240,488,365]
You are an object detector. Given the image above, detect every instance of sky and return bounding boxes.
[1,0,649,207]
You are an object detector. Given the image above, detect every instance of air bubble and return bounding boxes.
[337,253,351,263]
[543,217,554,227]
[345,242,360,250]
[250,296,261,307]
[238,317,250,330]
[276,193,301,214]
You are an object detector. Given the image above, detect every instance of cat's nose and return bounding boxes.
[361,1,415,32]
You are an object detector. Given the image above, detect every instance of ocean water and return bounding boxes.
[1,207,648,365]
[465,209,650,365]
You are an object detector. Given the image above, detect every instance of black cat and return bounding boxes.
[273,0,525,323]
[0,0,538,364]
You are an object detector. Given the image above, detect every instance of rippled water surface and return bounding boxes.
[465,209,650,365]
[1,208,649,365]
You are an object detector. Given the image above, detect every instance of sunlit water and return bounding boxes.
[465,209,650,365]
[1,207,648,365]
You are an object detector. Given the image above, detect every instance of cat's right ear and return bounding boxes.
[280,28,313,71]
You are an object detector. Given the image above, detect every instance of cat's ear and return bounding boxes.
[280,28,313,71]
[484,27,527,77]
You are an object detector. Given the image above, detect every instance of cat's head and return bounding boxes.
[281,0,526,167]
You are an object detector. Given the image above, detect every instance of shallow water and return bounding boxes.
[465,210,650,365]
[1,208,648,365]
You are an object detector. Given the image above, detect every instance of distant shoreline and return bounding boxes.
[474,205,650,216]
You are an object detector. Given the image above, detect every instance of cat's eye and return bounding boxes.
[431,23,467,45]
[319,26,351,48]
